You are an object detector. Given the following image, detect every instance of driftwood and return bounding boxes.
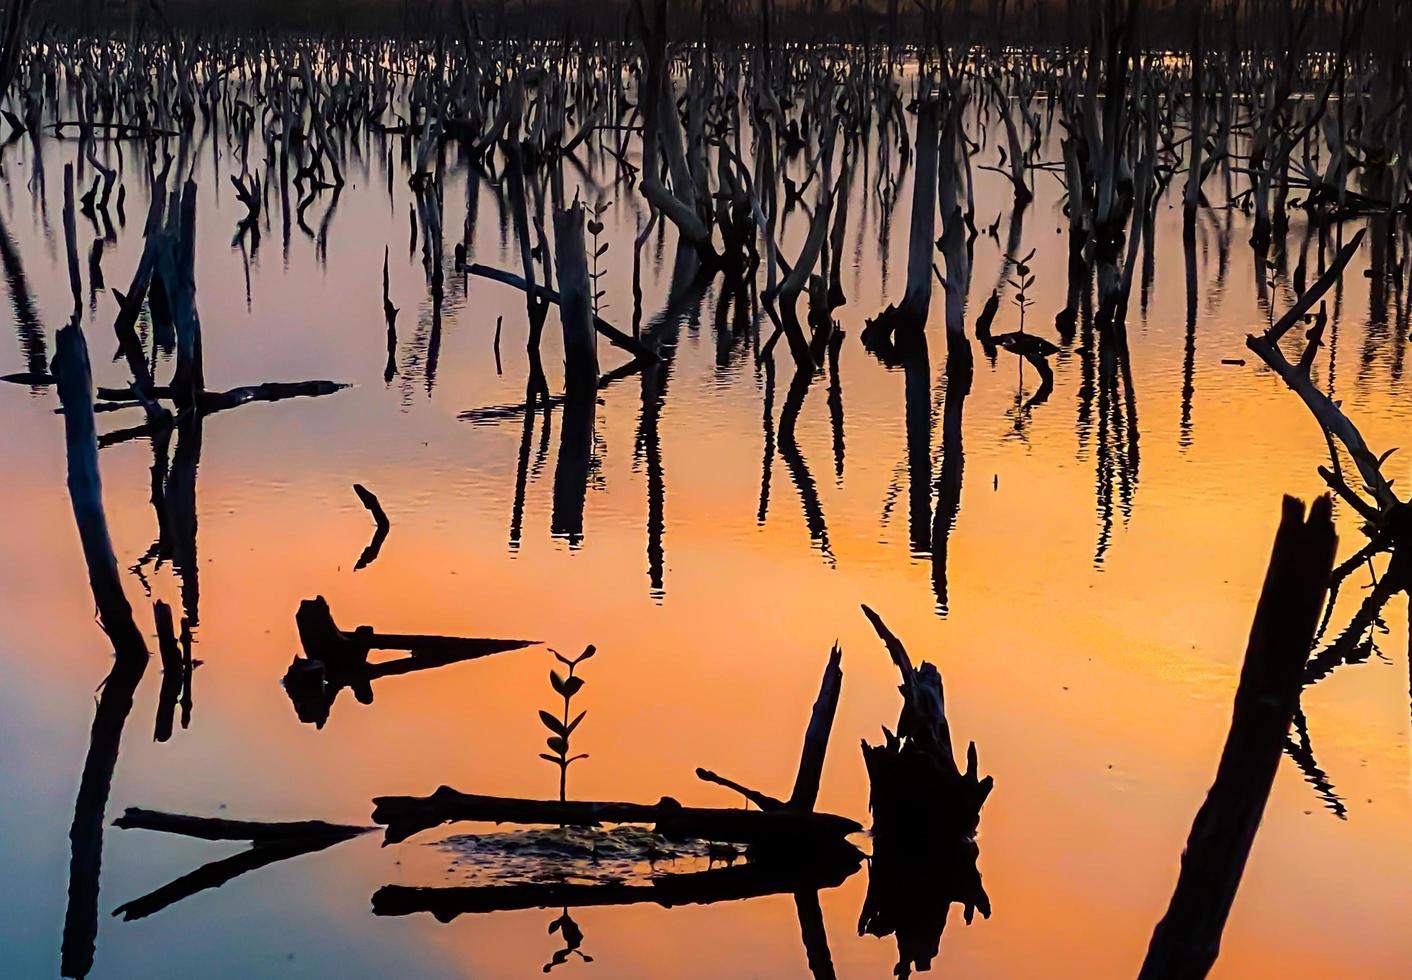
[1140,496,1337,980]
[294,595,534,660]
[194,380,349,415]
[284,596,536,726]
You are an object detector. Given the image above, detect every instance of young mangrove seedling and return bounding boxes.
[540,645,596,802]
[588,198,611,320]
[1007,248,1037,334]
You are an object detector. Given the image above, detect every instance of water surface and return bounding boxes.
[1,100,1410,978]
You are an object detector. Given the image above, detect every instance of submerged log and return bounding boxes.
[1140,496,1337,980]
[197,380,349,414]
[372,849,862,921]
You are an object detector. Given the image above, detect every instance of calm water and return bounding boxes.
[2,99,1411,979]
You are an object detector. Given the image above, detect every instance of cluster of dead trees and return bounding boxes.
[11,1,1412,976]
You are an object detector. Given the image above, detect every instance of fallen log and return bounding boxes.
[371,788,863,851]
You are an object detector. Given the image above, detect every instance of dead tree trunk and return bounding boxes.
[1140,495,1337,980]
[52,320,152,980]
[860,605,992,844]
[863,95,940,355]
[552,202,600,399]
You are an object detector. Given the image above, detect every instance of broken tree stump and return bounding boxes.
[860,605,992,844]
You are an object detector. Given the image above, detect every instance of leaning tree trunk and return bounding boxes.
[1140,496,1337,979]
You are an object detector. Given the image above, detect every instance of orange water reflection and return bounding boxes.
[1,116,1409,978]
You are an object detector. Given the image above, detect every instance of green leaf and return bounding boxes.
[566,709,587,733]
[574,644,597,664]
[563,675,585,697]
[550,669,567,695]
[546,735,568,754]
[540,710,567,735]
